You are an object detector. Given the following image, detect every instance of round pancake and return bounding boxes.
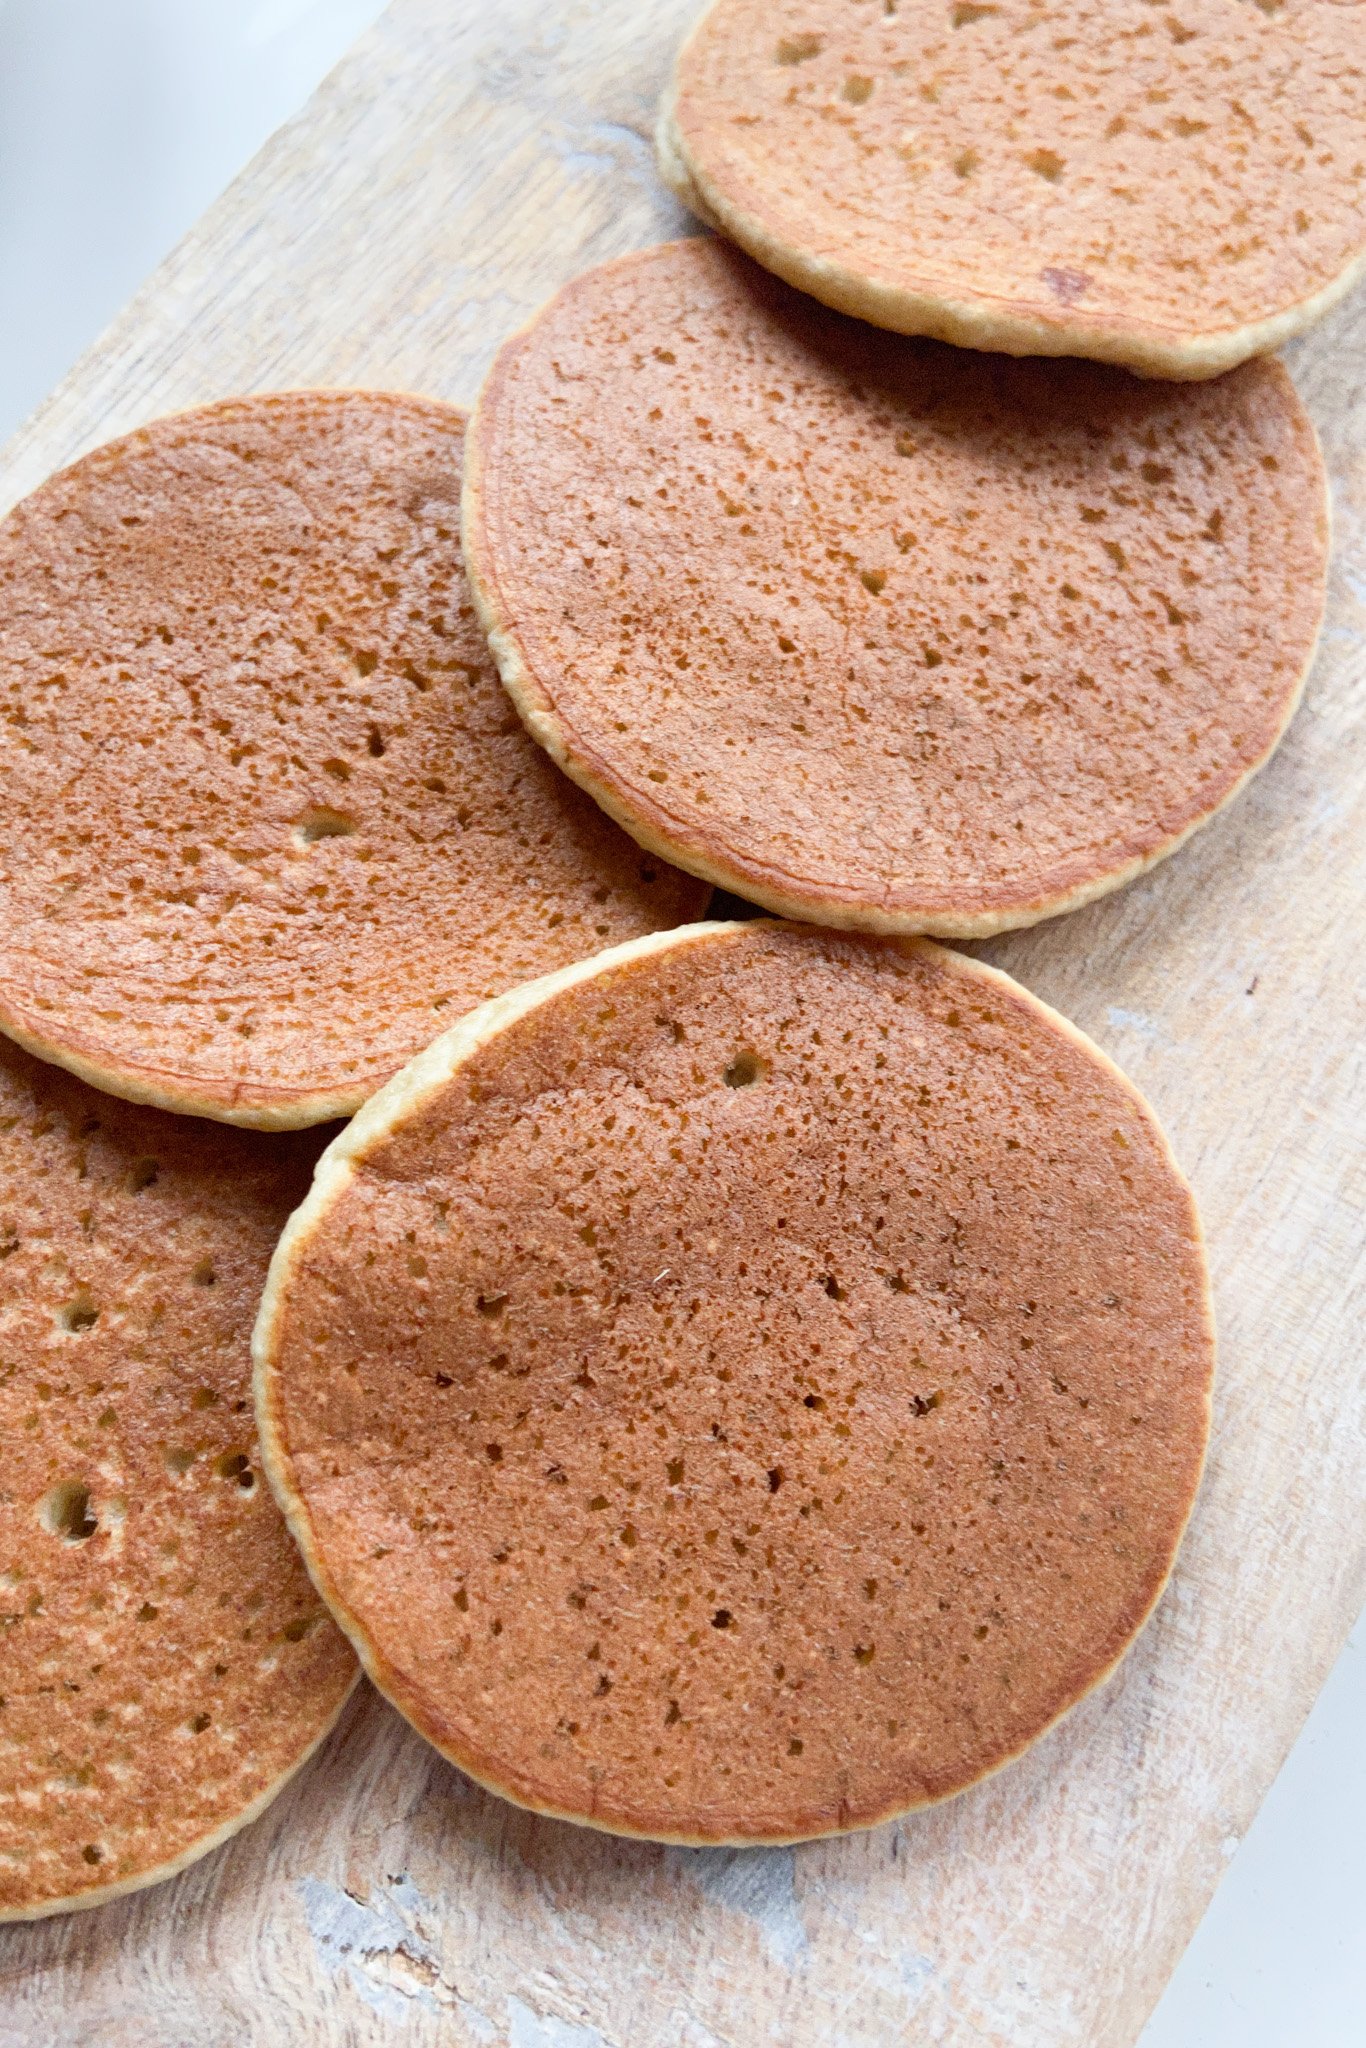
[462,240,1329,937]
[0,1036,356,1921]
[660,0,1366,379]
[0,392,708,1129]
[255,920,1214,1844]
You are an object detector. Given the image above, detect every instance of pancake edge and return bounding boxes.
[462,276,1330,938]
[253,918,1215,1845]
[0,1008,375,1129]
[657,4,1366,381]
[0,1669,358,1923]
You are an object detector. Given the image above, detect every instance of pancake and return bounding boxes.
[254,919,1214,1844]
[0,392,708,1129]
[0,1035,356,1921]
[462,240,1329,937]
[659,0,1366,379]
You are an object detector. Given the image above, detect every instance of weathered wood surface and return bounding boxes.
[1,3,1363,2043]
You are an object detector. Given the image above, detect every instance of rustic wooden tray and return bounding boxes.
[2,4,1362,2042]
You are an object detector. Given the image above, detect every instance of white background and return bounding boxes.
[0,3,1361,2041]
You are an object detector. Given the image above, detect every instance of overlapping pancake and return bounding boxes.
[0,392,707,1127]
[660,0,1366,378]
[463,240,1328,935]
[0,1036,356,1919]
[255,920,1214,1843]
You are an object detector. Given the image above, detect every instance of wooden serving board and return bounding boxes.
[1,4,1363,2043]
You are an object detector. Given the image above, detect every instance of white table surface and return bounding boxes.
[0,3,1361,2040]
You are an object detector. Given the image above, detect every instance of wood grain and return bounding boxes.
[1,2,1362,2042]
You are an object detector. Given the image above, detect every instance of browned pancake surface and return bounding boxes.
[0,392,707,1126]
[257,922,1213,1842]
[0,1036,356,1919]
[664,0,1366,375]
[464,241,1327,935]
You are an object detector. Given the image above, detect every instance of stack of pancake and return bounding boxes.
[1,0,1353,1913]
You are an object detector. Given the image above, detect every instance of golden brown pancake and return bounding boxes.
[255,920,1214,1844]
[0,1035,356,1920]
[463,240,1328,937]
[0,392,708,1128]
[660,0,1366,379]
